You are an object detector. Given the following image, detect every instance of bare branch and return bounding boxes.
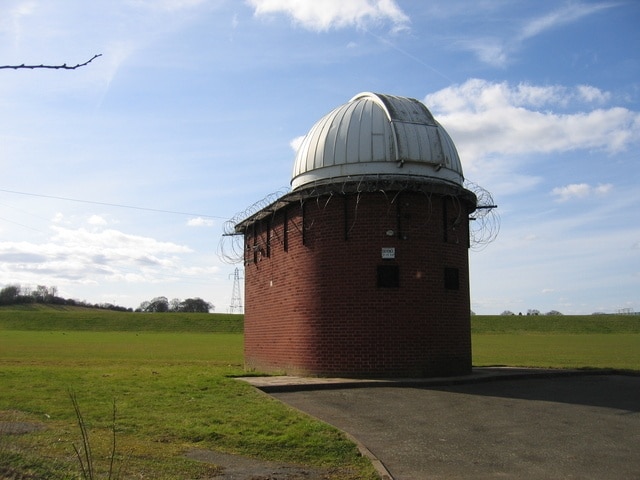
[0,54,102,70]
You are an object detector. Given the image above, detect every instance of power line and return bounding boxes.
[0,215,44,233]
[0,188,227,220]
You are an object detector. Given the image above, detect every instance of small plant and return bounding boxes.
[70,391,128,480]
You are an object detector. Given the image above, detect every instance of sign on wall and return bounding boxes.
[381,247,396,259]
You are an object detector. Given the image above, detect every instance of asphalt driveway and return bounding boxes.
[246,370,640,479]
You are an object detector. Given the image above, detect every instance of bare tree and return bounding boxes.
[0,54,101,70]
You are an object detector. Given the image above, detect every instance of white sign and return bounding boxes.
[381,247,395,259]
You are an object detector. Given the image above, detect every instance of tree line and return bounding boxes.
[0,284,132,311]
[500,309,563,316]
[136,296,214,313]
[0,284,214,313]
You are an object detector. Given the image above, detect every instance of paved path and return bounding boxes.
[241,369,640,480]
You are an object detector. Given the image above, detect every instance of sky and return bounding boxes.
[0,0,638,314]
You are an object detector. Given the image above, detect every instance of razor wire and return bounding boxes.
[218,178,499,263]
[465,180,500,250]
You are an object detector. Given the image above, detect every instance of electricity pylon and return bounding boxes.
[229,267,243,314]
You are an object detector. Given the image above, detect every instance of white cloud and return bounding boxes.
[0,1,37,45]
[577,85,611,104]
[187,217,214,227]
[289,134,305,152]
[247,0,409,32]
[551,183,613,202]
[551,183,591,202]
[457,38,507,68]
[594,183,613,195]
[50,226,191,254]
[88,215,108,226]
[128,0,208,12]
[424,79,640,169]
[0,226,193,287]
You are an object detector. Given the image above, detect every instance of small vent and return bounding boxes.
[444,267,459,290]
[377,265,400,288]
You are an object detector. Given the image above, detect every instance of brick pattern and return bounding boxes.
[243,191,474,377]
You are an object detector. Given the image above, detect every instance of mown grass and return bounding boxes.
[0,306,376,479]
[1,307,638,479]
[472,314,640,371]
[473,334,639,370]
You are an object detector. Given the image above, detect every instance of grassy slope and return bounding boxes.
[4,306,638,334]
[0,304,243,332]
[472,314,640,334]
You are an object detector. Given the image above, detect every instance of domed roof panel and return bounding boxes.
[291,92,463,190]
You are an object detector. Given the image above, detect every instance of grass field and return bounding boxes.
[0,306,375,479]
[1,306,638,479]
[471,314,640,371]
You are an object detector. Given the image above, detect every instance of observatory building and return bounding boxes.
[234,92,477,377]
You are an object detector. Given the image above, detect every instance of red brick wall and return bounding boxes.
[243,190,474,377]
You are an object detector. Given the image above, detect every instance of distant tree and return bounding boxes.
[33,285,47,302]
[0,284,21,305]
[0,283,130,310]
[140,296,169,313]
[500,310,515,316]
[32,285,56,303]
[151,296,169,312]
[527,309,541,316]
[177,297,213,313]
[138,301,150,312]
[545,310,563,316]
[50,295,67,305]
[169,298,182,312]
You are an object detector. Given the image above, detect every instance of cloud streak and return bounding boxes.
[458,2,619,66]
[247,0,409,31]
[517,2,616,42]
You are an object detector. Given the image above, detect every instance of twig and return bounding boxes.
[0,54,102,70]
[109,399,117,480]
[70,390,94,480]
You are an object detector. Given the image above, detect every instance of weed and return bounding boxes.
[70,392,128,480]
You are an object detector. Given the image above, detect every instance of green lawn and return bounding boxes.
[471,315,640,371]
[0,307,638,479]
[0,308,375,479]
[473,333,640,370]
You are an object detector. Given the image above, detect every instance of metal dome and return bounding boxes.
[291,92,464,191]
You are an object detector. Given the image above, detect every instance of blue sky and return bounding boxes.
[0,0,638,314]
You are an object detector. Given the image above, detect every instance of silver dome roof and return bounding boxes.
[291,92,464,191]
